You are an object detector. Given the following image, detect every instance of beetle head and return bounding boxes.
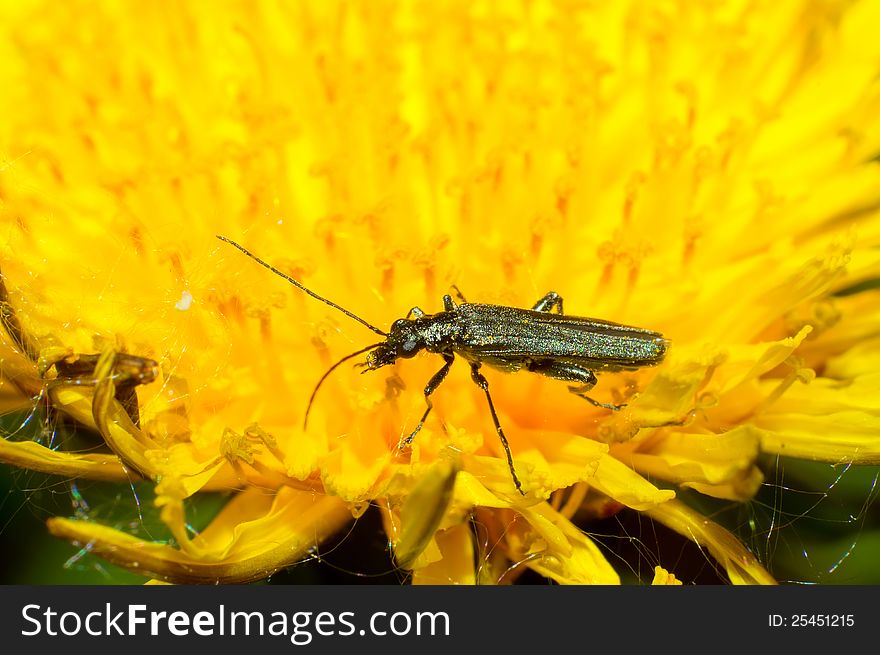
[365,318,425,369]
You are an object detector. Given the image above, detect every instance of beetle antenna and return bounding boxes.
[217,235,388,337]
[304,342,383,429]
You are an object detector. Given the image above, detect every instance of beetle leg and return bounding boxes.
[442,294,456,312]
[526,359,625,411]
[449,284,468,304]
[406,306,426,319]
[469,362,524,495]
[531,291,563,314]
[401,352,455,446]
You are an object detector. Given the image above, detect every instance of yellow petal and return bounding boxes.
[645,500,776,585]
[590,452,676,511]
[0,437,131,481]
[319,426,394,500]
[516,428,607,495]
[514,503,620,585]
[411,523,476,585]
[651,566,682,586]
[48,487,351,583]
[753,372,880,463]
[622,425,763,501]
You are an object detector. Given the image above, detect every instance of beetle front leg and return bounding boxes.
[469,362,524,495]
[532,291,563,314]
[526,359,625,411]
[401,352,455,446]
[406,306,426,319]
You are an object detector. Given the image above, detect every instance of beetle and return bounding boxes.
[217,235,669,494]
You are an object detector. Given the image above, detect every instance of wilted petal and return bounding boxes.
[389,459,460,570]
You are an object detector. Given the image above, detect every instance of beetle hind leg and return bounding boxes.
[569,383,625,411]
[526,359,625,411]
[449,284,468,304]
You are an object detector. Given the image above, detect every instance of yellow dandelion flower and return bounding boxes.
[1,0,879,585]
